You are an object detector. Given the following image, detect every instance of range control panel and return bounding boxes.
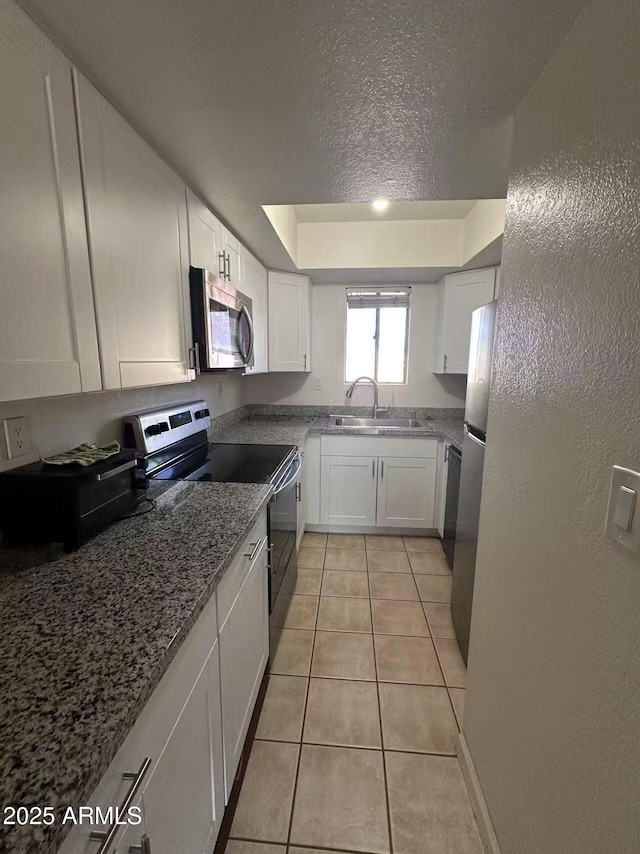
[124,400,212,454]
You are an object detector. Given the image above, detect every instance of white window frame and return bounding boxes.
[344,287,411,385]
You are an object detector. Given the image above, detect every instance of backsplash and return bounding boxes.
[248,404,465,420]
[0,374,245,471]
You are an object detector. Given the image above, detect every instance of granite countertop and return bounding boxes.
[428,419,465,451]
[212,414,464,450]
[211,416,314,448]
[0,480,272,854]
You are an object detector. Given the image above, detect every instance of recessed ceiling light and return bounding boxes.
[372,199,389,212]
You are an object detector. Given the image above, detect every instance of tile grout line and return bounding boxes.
[366,560,395,854]
[282,544,323,850]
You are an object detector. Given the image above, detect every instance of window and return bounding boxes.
[345,288,410,383]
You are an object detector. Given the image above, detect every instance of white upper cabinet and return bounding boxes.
[433,268,496,374]
[0,3,101,402]
[268,271,311,372]
[74,71,194,390]
[221,227,243,289]
[242,249,269,374]
[186,188,223,275]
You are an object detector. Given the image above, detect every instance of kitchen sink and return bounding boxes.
[329,416,429,429]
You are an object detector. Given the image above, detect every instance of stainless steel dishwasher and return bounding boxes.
[442,444,462,570]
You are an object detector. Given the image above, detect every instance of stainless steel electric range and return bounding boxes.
[123,400,302,614]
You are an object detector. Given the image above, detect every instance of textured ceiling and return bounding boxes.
[18,0,586,270]
[293,200,477,222]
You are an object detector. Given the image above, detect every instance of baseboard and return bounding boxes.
[305,523,440,537]
[457,733,501,854]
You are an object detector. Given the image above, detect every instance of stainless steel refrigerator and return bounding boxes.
[451,299,497,663]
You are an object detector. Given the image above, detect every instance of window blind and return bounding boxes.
[346,287,411,309]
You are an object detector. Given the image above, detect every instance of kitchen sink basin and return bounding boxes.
[329,416,429,429]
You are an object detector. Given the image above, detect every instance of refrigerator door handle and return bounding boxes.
[464,423,487,448]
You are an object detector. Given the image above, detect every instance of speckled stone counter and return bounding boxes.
[0,480,272,854]
[210,413,465,447]
[210,416,314,448]
[428,419,465,451]
[309,418,439,438]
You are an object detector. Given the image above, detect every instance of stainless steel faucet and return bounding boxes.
[345,376,389,418]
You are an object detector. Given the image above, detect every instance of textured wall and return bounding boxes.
[464,1,640,852]
[0,374,245,468]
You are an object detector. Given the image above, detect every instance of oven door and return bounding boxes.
[268,452,303,620]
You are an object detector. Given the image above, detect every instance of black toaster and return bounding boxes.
[0,450,139,552]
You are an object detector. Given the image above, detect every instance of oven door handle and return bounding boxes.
[273,453,303,496]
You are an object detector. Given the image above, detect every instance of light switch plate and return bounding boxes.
[607,466,640,555]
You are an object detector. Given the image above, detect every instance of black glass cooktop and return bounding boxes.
[151,442,295,484]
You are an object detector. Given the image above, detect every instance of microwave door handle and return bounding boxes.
[240,305,254,366]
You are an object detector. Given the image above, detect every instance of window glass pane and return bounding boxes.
[345,307,376,382]
[377,306,407,383]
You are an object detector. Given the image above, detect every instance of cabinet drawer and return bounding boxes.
[321,435,438,459]
[216,511,267,628]
[57,591,218,853]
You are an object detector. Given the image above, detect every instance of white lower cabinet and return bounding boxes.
[318,437,438,531]
[217,519,269,802]
[320,455,378,526]
[58,513,269,854]
[376,457,437,528]
[142,643,224,854]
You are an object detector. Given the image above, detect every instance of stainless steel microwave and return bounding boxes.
[189,267,254,370]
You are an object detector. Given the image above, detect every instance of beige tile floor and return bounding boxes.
[228,534,481,854]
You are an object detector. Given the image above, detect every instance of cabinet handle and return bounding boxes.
[129,835,152,854]
[443,354,448,371]
[372,460,376,479]
[444,445,449,462]
[296,482,301,502]
[219,251,226,279]
[303,352,307,370]
[89,758,151,853]
[380,460,384,480]
[225,251,231,281]
[244,537,266,561]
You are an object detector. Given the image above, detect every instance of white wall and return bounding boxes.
[464,1,640,851]
[244,283,466,409]
[0,373,245,469]
[297,219,463,269]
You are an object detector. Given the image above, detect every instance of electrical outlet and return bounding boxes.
[313,377,323,391]
[3,416,32,459]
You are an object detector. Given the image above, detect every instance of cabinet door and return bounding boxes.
[186,188,224,275]
[74,71,194,389]
[0,4,101,402]
[219,538,269,801]
[221,226,243,288]
[376,457,436,529]
[434,269,496,374]
[320,455,377,527]
[242,249,269,374]
[142,641,224,854]
[268,271,311,372]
